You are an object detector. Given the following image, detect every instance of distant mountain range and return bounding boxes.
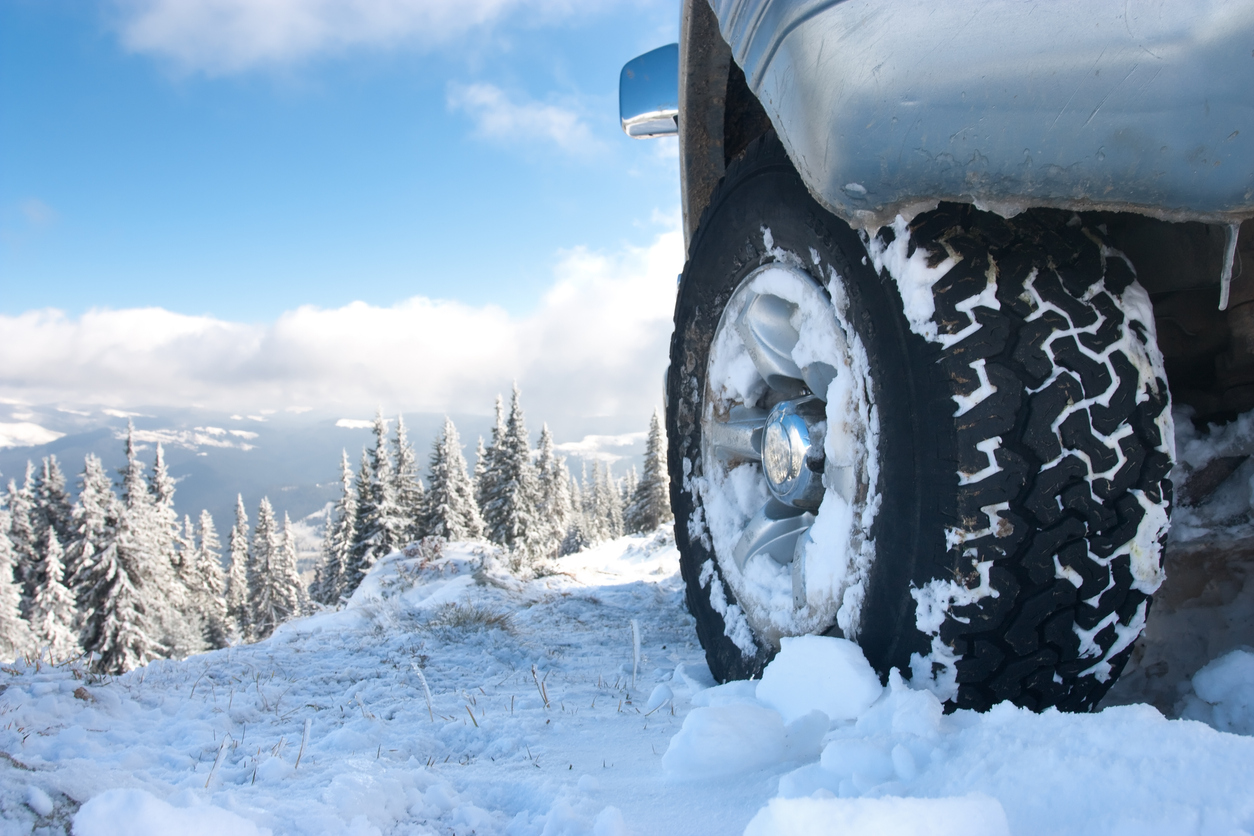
[0,404,648,568]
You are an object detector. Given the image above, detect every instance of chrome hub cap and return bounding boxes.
[762,398,825,511]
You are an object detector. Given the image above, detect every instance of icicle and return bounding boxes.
[1219,222,1240,311]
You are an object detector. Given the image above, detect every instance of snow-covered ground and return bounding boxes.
[3,516,1254,834]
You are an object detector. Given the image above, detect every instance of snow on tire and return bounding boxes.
[872,205,1174,712]
[667,132,1173,712]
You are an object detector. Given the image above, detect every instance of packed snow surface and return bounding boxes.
[2,530,1253,835]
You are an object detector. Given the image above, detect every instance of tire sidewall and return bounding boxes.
[667,139,954,682]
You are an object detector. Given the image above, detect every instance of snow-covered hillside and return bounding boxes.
[2,527,1253,835]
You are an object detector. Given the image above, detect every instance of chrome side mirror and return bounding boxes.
[619,43,679,139]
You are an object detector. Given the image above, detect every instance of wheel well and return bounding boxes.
[679,0,1252,426]
[723,60,771,168]
[1095,215,1254,425]
[679,0,770,251]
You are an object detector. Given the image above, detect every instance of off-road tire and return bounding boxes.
[667,132,1173,712]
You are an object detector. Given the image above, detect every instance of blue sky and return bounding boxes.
[1,0,680,320]
[0,0,685,429]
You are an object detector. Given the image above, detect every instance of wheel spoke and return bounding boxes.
[732,499,814,571]
[735,292,806,395]
[707,406,767,462]
[801,362,837,400]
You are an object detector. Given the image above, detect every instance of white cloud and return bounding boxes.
[20,199,56,227]
[115,0,592,74]
[119,426,256,451]
[447,83,603,156]
[336,419,375,429]
[555,431,646,463]
[0,228,682,429]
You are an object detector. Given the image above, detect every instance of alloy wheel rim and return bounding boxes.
[699,257,877,648]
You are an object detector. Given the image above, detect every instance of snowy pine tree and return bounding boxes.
[147,442,198,659]
[393,414,427,543]
[345,450,373,595]
[371,411,407,553]
[279,513,307,616]
[578,464,601,542]
[66,455,116,644]
[0,508,33,661]
[348,413,406,586]
[81,500,154,672]
[250,500,302,641]
[225,495,251,642]
[483,385,543,565]
[476,397,506,531]
[591,462,623,541]
[626,409,673,533]
[560,473,592,555]
[621,466,639,526]
[170,515,210,656]
[75,423,162,672]
[27,528,79,661]
[191,510,229,649]
[422,417,484,541]
[569,474,583,527]
[7,465,38,614]
[534,425,572,558]
[248,498,280,640]
[34,456,75,551]
[311,451,357,607]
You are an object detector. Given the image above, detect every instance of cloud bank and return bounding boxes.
[0,229,681,426]
[115,0,596,74]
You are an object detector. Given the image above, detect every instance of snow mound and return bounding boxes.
[73,788,269,836]
[755,635,882,723]
[661,704,825,779]
[660,641,1254,835]
[744,794,1009,836]
[346,539,485,610]
[1179,648,1254,735]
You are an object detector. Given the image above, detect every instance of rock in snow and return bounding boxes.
[0,530,1252,835]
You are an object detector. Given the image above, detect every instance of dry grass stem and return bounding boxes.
[530,665,550,708]
[294,718,311,771]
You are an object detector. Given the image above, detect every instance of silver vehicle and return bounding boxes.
[621,0,1254,712]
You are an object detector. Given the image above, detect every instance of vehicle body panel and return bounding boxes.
[708,0,1254,228]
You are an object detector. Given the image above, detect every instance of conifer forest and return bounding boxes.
[0,387,671,673]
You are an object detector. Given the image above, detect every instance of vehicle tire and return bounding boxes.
[667,131,1173,712]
